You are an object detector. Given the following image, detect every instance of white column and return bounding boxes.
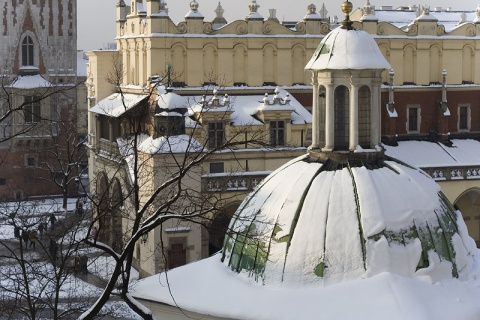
[349,82,358,151]
[311,74,319,149]
[323,83,334,151]
[371,81,381,147]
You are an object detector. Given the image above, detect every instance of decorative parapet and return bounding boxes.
[423,166,480,181]
[202,172,271,193]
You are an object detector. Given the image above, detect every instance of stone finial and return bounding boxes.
[319,3,328,18]
[190,0,199,12]
[422,5,430,15]
[215,2,225,18]
[249,0,260,13]
[415,6,422,18]
[459,12,467,24]
[475,2,480,23]
[268,9,279,23]
[117,0,126,7]
[308,4,317,14]
[363,0,373,15]
[159,0,168,12]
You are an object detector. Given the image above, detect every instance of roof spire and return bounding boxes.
[341,1,354,30]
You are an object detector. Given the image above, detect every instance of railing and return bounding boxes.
[98,138,119,156]
[202,171,271,193]
[422,166,480,181]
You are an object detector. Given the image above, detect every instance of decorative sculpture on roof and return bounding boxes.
[363,0,374,16]
[249,0,260,13]
[319,3,328,18]
[190,0,199,12]
[308,4,317,14]
[159,0,168,13]
[215,2,224,18]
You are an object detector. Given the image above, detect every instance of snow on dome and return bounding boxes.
[305,27,390,71]
[222,155,478,285]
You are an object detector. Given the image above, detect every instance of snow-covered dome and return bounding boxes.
[305,27,390,71]
[222,154,477,285]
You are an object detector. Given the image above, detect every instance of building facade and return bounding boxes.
[0,0,81,201]
[87,0,480,276]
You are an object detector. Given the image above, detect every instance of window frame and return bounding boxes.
[208,122,225,149]
[458,105,471,132]
[22,35,35,66]
[24,96,41,124]
[407,105,421,133]
[269,120,285,147]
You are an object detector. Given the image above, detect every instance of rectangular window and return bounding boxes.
[270,121,285,146]
[407,107,420,132]
[208,122,224,148]
[24,96,41,123]
[459,106,470,131]
[25,155,37,168]
[210,162,224,174]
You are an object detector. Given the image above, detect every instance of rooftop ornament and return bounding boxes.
[159,0,168,13]
[215,2,225,18]
[249,0,260,13]
[474,2,480,23]
[190,0,199,12]
[341,1,354,30]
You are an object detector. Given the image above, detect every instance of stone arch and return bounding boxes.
[462,45,474,83]
[403,45,416,85]
[429,44,442,84]
[171,43,187,84]
[109,178,124,252]
[208,202,240,256]
[203,44,218,85]
[233,44,247,85]
[334,85,349,150]
[262,44,277,85]
[358,85,371,148]
[292,44,306,85]
[454,188,480,246]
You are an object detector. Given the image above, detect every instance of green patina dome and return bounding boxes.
[222,155,476,285]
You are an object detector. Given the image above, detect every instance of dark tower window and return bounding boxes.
[358,86,371,148]
[408,107,419,132]
[459,106,469,131]
[318,85,326,148]
[24,96,41,123]
[22,36,34,66]
[334,85,349,150]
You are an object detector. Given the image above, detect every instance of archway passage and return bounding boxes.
[208,203,238,256]
[455,188,480,247]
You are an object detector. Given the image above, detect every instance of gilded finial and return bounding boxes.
[341,1,354,29]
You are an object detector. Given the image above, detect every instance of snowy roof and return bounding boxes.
[305,27,391,71]
[89,93,148,117]
[188,88,312,126]
[359,10,477,31]
[132,154,480,319]
[384,139,480,168]
[10,74,52,89]
[156,91,188,111]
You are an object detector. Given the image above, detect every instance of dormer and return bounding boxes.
[153,91,188,138]
[255,88,295,123]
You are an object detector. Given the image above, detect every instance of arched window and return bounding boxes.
[318,85,326,148]
[358,86,371,148]
[334,85,349,150]
[22,36,34,66]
